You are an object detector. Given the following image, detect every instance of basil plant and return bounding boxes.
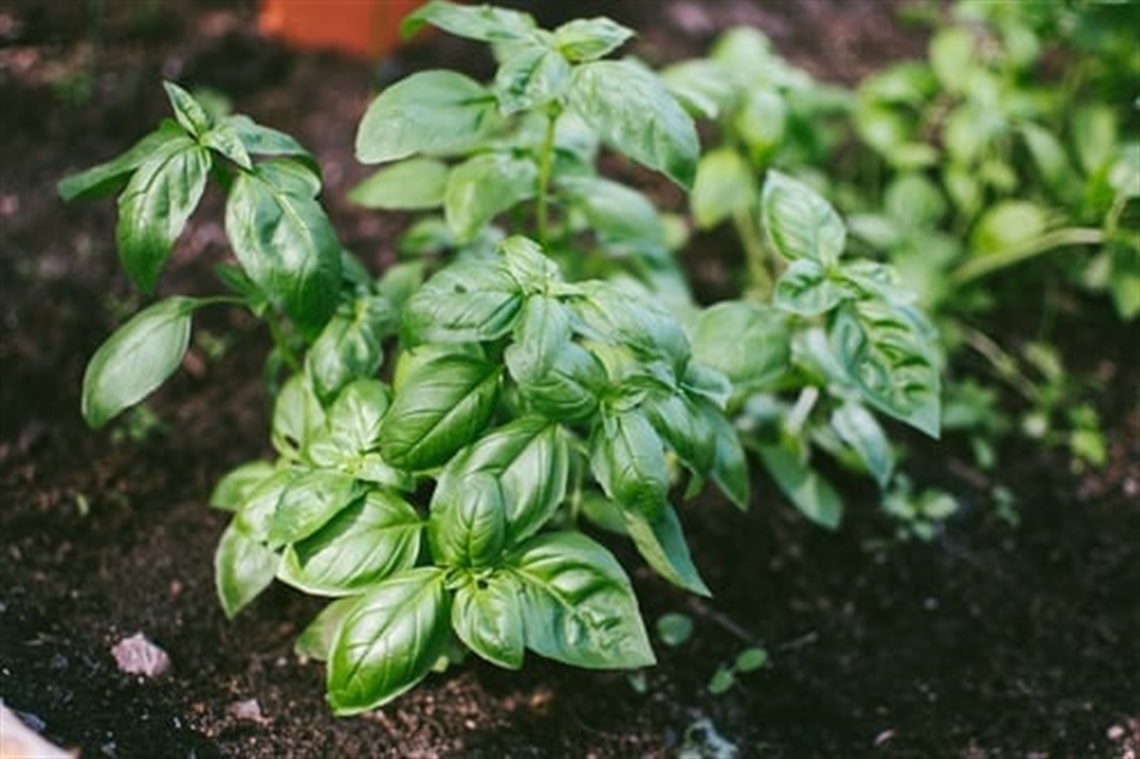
[60,4,750,714]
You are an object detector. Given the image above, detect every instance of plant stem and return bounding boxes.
[951,227,1105,285]
[267,311,302,372]
[732,205,774,299]
[535,105,560,244]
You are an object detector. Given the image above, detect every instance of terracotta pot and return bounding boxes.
[258,0,429,60]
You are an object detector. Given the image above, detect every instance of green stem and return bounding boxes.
[267,311,302,372]
[535,105,560,244]
[951,227,1106,285]
[732,205,774,299]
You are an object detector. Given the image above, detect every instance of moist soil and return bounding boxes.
[1,1,1137,756]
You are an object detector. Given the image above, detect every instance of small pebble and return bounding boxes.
[227,698,266,724]
[1107,724,1125,741]
[110,633,171,678]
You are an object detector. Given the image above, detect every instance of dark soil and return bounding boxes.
[2,1,1137,757]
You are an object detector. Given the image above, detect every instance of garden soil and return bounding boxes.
[1,1,1137,756]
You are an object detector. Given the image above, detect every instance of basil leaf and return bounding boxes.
[403,257,523,344]
[452,572,524,669]
[621,504,710,596]
[758,443,842,529]
[699,399,750,510]
[830,401,894,489]
[327,567,451,715]
[163,81,211,137]
[379,353,501,471]
[500,236,562,293]
[445,152,538,242]
[571,281,691,373]
[553,18,634,62]
[210,460,276,511]
[279,490,422,596]
[493,42,572,116]
[429,471,507,567]
[58,119,186,201]
[305,296,394,404]
[735,90,787,164]
[214,522,277,619]
[268,469,365,548]
[590,408,669,521]
[81,296,201,429]
[644,391,715,477]
[271,374,327,460]
[116,138,210,292]
[440,417,569,545]
[569,60,699,189]
[295,597,359,662]
[401,1,536,43]
[774,259,849,317]
[660,59,738,120]
[691,302,790,396]
[225,160,341,336]
[307,379,391,465]
[348,158,449,210]
[557,175,665,250]
[355,71,499,164]
[691,148,756,230]
[505,295,605,422]
[828,300,941,438]
[200,123,252,170]
[223,114,318,171]
[508,532,655,669]
[761,170,846,266]
[234,468,298,541]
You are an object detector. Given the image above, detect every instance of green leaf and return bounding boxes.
[214,522,277,619]
[116,138,210,292]
[355,71,499,164]
[272,373,327,460]
[210,460,276,511]
[590,408,669,521]
[223,114,318,172]
[307,379,391,465]
[348,158,449,210]
[557,175,665,250]
[571,281,691,372]
[505,295,606,422]
[493,42,572,115]
[279,490,422,596]
[700,400,750,510]
[1072,104,1118,175]
[379,353,501,471]
[643,391,715,476]
[655,613,694,648]
[305,296,394,404]
[692,148,756,230]
[82,296,201,428]
[429,471,507,567]
[444,152,538,241]
[200,123,252,170]
[163,81,211,137]
[1019,123,1077,201]
[268,469,364,548]
[969,200,1048,256]
[708,666,736,694]
[234,467,297,541]
[500,236,562,293]
[734,647,768,673]
[569,60,699,188]
[830,402,894,488]
[327,567,451,715]
[295,597,359,662]
[758,443,842,529]
[660,59,738,120]
[621,504,710,596]
[452,572,525,669]
[508,532,655,669]
[929,27,976,94]
[58,120,186,201]
[440,417,569,545]
[553,18,634,62]
[403,257,523,344]
[774,259,848,317]
[402,1,536,43]
[761,170,846,266]
[1109,243,1140,321]
[828,301,941,438]
[735,90,787,164]
[691,302,790,395]
[225,160,341,335]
